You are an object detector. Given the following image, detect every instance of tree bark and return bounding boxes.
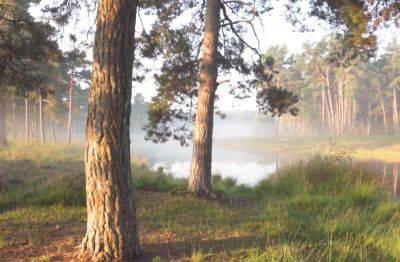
[189,0,221,197]
[0,95,7,146]
[67,78,73,143]
[39,91,45,144]
[80,0,140,260]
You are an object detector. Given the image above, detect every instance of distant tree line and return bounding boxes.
[266,36,400,137]
[0,0,91,145]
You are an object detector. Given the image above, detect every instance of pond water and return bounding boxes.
[132,135,284,186]
[131,135,400,194]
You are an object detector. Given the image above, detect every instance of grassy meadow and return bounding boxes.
[216,135,400,163]
[0,142,399,261]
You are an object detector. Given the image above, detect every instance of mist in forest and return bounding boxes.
[2,35,399,187]
[6,35,400,148]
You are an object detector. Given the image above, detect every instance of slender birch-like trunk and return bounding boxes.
[12,99,16,139]
[393,87,398,134]
[0,95,7,146]
[66,79,73,143]
[39,91,45,144]
[25,96,29,141]
[377,83,387,133]
[50,114,57,142]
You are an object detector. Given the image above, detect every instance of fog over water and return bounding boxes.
[131,115,280,186]
[130,113,400,191]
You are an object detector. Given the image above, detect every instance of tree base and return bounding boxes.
[78,242,140,261]
[190,190,219,200]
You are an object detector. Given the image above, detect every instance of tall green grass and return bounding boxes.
[0,142,399,261]
[0,142,189,211]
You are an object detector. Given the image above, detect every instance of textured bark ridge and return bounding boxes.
[189,0,221,197]
[80,0,140,260]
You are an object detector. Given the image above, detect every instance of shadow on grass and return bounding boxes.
[138,235,266,261]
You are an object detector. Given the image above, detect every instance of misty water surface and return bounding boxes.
[131,135,278,186]
[130,116,282,186]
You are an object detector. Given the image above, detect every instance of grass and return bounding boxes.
[216,135,400,163]
[0,142,399,261]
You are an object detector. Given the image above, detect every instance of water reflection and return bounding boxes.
[360,161,400,197]
[132,135,400,193]
[132,135,282,186]
[152,161,277,186]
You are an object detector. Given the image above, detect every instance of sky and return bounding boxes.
[30,0,400,112]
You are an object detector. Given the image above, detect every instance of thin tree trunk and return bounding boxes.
[393,166,398,196]
[80,0,140,260]
[335,96,340,135]
[25,96,29,141]
[338,77,345,136]
[189,0,221,197]
[326,68,335,132]
[33,104,37,141]
[51,114,57,142]
[382,164,387,188]
[0,95,7,146]
[67,78,73,143]
[377,83,387,133]
[323,89,331,129]
[367,101,371,136]
[352,99,356,135]
[393,87,398,134]
[12,99,16,139]
[321,86,325,128]
[39,91,45,144]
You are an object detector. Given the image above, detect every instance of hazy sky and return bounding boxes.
[30,1,400,112]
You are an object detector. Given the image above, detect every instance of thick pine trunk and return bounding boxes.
[39,91,45,144]
[67,79,73,143]
[0,95,7,146]
[80,0,140,260]
[189,0,221,197]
